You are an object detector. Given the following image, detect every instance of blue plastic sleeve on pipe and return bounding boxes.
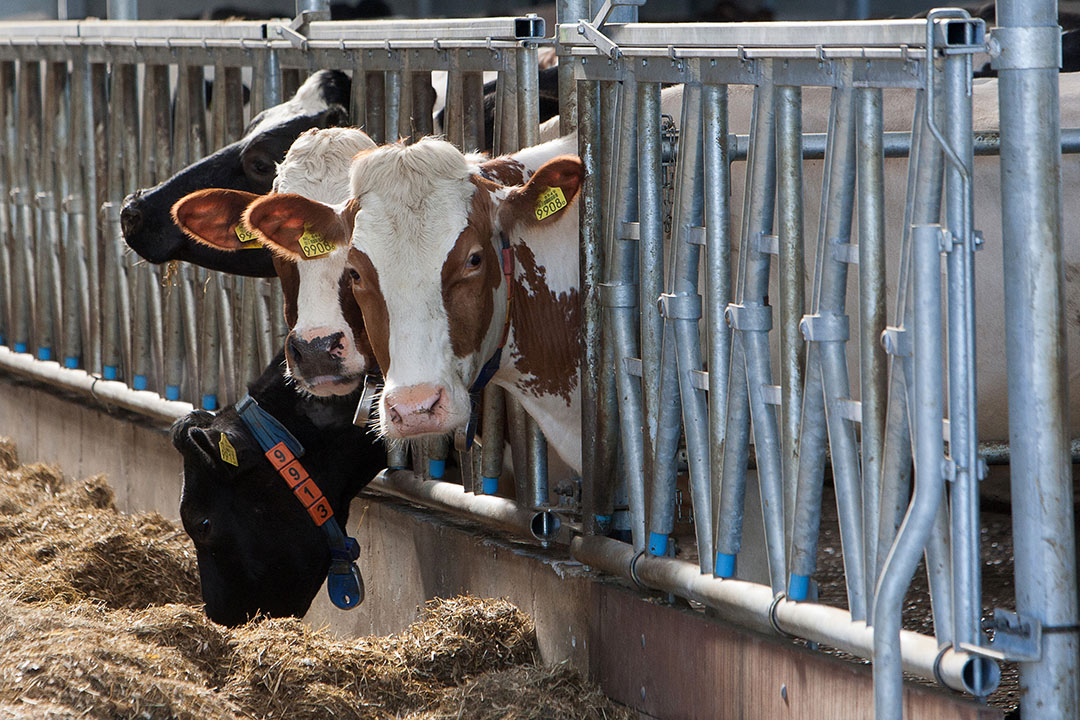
[648,531,669,556]
[132,374,148,391]
[788,573,811,601]
[428,459,446,479]
[714,552,736,578]
[14,342,27,354]
[64,356,79,369]
[165,385,181,401]
[481,476,499,495]
[103,365,118,380]
[0,334,5,346]
[36,347,51,361]
[201,393,217,411]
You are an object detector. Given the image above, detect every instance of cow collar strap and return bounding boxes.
[464,231,514,449]
[235,393,364,610]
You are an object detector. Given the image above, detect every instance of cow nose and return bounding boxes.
[384,385,448,433]
[120,192,144,237]
[286,334,307,362]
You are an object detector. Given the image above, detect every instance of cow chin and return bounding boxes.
[285,359,367,398]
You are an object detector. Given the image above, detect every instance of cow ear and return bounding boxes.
[172,189,262,250]
[502,155,584,228]
[244,193,353,262]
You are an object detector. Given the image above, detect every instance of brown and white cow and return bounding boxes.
[244,134,586,470]
[172,126,377,397]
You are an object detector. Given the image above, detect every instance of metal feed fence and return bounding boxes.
[0,3,1076,719]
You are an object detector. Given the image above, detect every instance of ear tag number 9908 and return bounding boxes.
[534,186,567,221]
[298,225,334,258]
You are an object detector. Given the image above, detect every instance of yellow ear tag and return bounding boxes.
[298,225,335,258]
[218,433,239,467]
[233,224,262,250]
[534,186,568,221]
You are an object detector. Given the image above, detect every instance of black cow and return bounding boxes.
[171,352,383,626]
[122,70,351,277]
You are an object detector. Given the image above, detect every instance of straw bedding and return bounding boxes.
[0,438,633,720]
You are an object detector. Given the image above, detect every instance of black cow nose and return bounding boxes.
[120,192,144,237]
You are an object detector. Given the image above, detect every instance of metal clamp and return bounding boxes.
[800,312,850,342]
[981,608,1044,662]
[830,237,859,264]
[989,26,1062,71]
[725,303,772,332]
[600,282,638,308]
[881,326,912,357]
[658,292,702,320]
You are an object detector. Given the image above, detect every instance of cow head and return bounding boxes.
[122,69,351,277]
[252,137,583,440]
[171,353,383,626]
[171,127,376,396]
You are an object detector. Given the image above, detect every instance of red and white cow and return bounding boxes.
[243,134,586,470]
[172,126,377,396]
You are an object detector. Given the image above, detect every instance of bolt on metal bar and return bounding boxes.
[775,84,805,560]
[997,0,1080,715]
[855,86,887,617]
[603,73,645,550]
[703,81,733,573]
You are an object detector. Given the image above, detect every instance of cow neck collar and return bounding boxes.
[463,229,514,449]
[234,393,364,610]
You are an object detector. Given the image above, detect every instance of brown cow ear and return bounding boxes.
[244,193,350,262]
[172,188,262,250]
[503,155,584,228]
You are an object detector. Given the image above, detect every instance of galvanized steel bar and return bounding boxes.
[941,32,981,665]
[526,416,549,510]
[199,271,221,410]
[410,70,435,139]
[13,60,41,357]
[516,42,539,148]
[665,79,714,573]
[602,74,645,549]
[856,86,887,615]
[479,385,504,495]
[0,62,14,349]
[775,84,804,557]
[163,269,183,400]
[578,77,604,534]
[556,0,588,134]
[461,71,484,151]
[493,52,518,154]
[444,57,463,149]
[37,62,66,363]
[702,82,733,572]
[383,68,402,144]
[725,72,785,592]
[997,0,1080,715]
[364,72,385,145]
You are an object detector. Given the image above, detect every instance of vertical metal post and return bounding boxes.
[296,0,329,13]
[365,71,385,145]
[856,86,887,613]
[775,85,804,557]
[37,63,66,363]
[461,71,485,151]
[997,1,1080,715]
[411,70,435,139]
[0,62,14,349]
[941,31,981,664]
[13,60,42,356]
[383,67,402,143]
[517,43,539,147]
[479,386,504,495]
[578,77,603,534]
[61,60,86,368]
[199,270,221,410]
[556,0,588,134]
[602,75,645,549]
[349,54,366,128]
[526,416,549,509]
[106,0,136,19]
[493,51,518,154]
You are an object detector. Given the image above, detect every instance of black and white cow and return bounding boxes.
[122,70,352,277]
[171,352,383,626]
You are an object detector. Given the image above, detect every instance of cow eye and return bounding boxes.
[348,268,361,283]
[466,252,482,269]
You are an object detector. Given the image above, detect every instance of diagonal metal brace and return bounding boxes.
[575,0,645,59]
[274,9,329,49]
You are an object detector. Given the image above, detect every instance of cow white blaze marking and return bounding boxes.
[246,70,336,138]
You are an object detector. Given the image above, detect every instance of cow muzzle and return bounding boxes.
[383,384,451,436]
[285,330,364,396]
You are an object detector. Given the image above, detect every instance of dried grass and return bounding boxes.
[0,438,633,720]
